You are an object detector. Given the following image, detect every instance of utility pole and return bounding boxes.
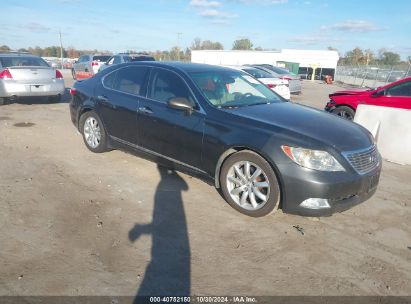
[59,30,64,69]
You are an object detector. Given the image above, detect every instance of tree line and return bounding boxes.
[336,47,410,67]
[1,41,409,67]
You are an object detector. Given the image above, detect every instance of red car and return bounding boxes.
[325,77,411,120]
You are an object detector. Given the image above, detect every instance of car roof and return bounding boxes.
[125,61,237,73]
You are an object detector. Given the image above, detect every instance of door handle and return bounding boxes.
[138,107,153,115]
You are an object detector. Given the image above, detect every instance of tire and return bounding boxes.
[332,106,355,120]
[220,150,281,217]
[79,111,108,153]
[72,69,77,80]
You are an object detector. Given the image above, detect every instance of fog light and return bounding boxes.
[300,198,330,209]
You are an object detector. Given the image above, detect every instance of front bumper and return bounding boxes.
[278,161,382,216]
[0,79,65,98]
[324,101,336,112]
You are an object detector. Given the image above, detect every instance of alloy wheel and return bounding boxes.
[83,117,101,148]
[226,161,271,211]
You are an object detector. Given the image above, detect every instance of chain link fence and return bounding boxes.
[334,63,411,88]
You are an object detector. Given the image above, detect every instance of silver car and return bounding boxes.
[0,52,65,105]
[99,53,155,72]
[251,64,302,95]
[71,54,111,80]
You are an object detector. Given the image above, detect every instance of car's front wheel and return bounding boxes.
[79,111,108,153]
[220,150,281,217]
[332,106,355,120]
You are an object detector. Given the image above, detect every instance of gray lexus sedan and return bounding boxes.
[70,62,382,217]
[0,51,65,105]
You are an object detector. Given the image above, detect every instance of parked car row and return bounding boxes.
[71,53,155,80]
[223,65,291,100]
[70,61,381,217]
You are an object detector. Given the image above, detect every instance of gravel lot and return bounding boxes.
[0,70,410,296]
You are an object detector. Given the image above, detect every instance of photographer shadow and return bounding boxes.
[129,165,191,300]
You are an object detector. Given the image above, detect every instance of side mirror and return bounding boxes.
[372,90,384,98]
[168,97,193,114]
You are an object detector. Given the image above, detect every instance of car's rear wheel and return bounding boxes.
[0,97,6,106]
[220,150,281,217]
[72,69,77,80]
[332,106,355,120]
[79,111,108,153]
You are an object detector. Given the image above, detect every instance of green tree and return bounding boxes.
[232,38,253,50]
[344,47,364,65]
[191,38,224,50]
[0,45,11,51]
[379,51,401,65]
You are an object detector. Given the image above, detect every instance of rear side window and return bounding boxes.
[148,69,195,104]
[93,56,111,62]
[0,56,49,68]
[112,66,149,96]
[103,71,117,89]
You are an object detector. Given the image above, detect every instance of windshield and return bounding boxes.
[0,56,49,68]
[267,66,290,75]
[190,70,284,108]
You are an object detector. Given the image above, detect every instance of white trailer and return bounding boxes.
[191,49,339,70]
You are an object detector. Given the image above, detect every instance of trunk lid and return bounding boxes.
[7,66,56,81]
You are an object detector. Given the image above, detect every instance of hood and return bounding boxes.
[224,102,373,152]
[329,88,373,97]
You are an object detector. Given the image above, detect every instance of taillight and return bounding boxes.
[69,88,77,95]
[55,70,63,79]
[0,68,13,79]
[91,61,99,66]
[266,84,276,89]
[280,76,292,81]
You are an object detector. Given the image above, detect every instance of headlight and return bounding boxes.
[281,145,345,172]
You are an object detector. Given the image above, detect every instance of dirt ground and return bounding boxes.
[0,71,410,296]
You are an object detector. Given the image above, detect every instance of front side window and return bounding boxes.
[112,66,149,96]
[190,70,283,108]
[386,81,411,97]
[148,69,195,104]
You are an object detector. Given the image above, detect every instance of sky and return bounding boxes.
[1,0,411,58]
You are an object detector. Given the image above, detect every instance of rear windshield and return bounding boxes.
[242,68,273,79]
[93,56,111,62]
[126,56,155,62]
[0,56,49,68]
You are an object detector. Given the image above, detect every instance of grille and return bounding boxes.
[343,145,380,175]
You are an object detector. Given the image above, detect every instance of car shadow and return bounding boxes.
[9,88,71,105]
[128,164,191,300]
